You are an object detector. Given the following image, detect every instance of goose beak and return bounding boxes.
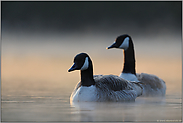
[107,42,117,49]
[68,63,78,72]
[107,45,113,49]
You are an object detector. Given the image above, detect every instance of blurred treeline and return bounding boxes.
[1,1,182,34]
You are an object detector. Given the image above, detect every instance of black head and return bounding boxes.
[68,53,91,72]
[107,34,131,50]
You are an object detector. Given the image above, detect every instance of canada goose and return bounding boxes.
[68,53,142,102]
[107,34,166,96]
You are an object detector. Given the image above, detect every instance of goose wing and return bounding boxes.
[94,75,131,91]
[136,73,166,90]
[94,75,139,101]
[136,73,166,96]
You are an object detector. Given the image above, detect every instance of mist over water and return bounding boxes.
[2,31,182,122]
[1,1,182,122]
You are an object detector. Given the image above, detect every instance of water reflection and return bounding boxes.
[70,101,97,111]
[69,96,181,122]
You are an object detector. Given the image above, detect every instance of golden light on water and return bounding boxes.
[2,52,181,95]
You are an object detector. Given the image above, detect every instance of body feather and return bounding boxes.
[136,73,166,96]
[70,75,142,102]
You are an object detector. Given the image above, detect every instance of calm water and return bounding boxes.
[1,34,182,122]
[1,90,182,122]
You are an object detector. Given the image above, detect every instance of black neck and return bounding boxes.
[122,39,136,75]
[80,61,95,86]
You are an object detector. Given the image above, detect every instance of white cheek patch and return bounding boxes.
[119,37,129,50]
[80,57,89,70]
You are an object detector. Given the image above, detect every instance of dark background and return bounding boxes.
[1,1,182,37]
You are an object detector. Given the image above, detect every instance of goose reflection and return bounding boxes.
[70,101,138,122]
